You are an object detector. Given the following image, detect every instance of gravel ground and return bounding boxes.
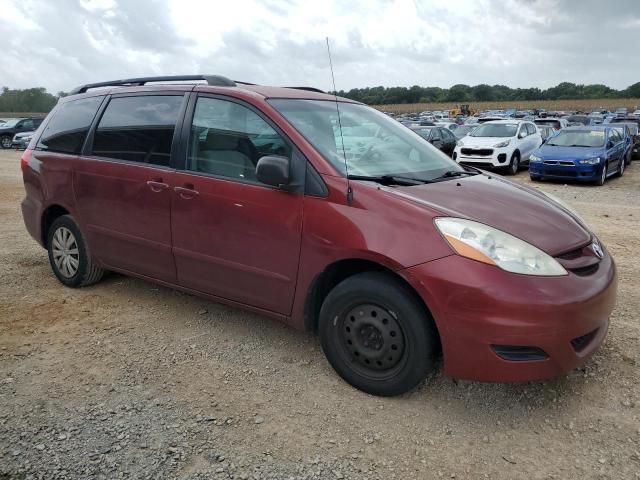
[1,149,639,480]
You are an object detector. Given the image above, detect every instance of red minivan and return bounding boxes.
[21,75,617,396]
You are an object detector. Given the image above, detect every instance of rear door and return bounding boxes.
[170,94,304,314]
[74,93,187,282]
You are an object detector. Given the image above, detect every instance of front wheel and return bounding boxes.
[595,162,607,186]
[1,135,11,149]
[319,272,438,396]
[617,157,625,177]
[47,215,105,287]
[506,152,520,175]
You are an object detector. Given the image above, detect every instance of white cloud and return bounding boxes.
[1,0,639,93]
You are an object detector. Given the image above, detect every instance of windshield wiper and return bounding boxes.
[430,169,480,181]
[347,174,432,186]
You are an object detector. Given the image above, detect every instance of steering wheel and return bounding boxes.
[358,144,383,163]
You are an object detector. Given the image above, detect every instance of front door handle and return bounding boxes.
[146,180,169,193]
[174,185,199,199]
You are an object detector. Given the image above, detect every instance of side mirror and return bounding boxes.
[518,132,527,139]
[606,141,614,149]
[256,155,290,188]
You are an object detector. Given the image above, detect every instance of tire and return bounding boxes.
[506,152,520,175]
[1,135,12,149]
[530,175,542,182]
[617,157,625,177]
[625,149,632,166]
[595,162,607,186]
[47,215,104,288]
[319,272,438,396]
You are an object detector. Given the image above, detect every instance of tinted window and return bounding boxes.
[37,96,103,154]
[526,123,536,135]
[430,128,441,141]
[187,97,291,182]
[91,95,183,166]
[609,129,621,143]
[20,119,34,130]
[441,128,455,141]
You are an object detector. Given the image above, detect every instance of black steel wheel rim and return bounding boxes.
[337,303,407,379]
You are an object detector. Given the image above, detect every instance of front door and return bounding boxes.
[74,93,186,282]
[171,95,304,314]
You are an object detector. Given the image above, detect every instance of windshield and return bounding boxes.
[269,99,461,180]
[547,130,605,147]
[470,123,517,138]
[0,119,21,127]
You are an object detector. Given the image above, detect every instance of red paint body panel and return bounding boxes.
[73,158,176,283]
[401,253,616,381]
[20,83,619,384]
[170,171,303,315]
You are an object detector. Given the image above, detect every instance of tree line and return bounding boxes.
[2,81,640,112]
[0,87,66,113]
[335,82,640,105]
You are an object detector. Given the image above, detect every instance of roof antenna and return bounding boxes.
[326,37,352,205]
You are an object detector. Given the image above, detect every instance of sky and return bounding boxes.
[2,0,640,94]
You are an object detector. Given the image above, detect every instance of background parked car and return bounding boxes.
[11,131,35,150]
[411,126,457,156]
[605,123,634,165]
[0,117,43,149]
[453,120,542,175]
[452,124,477,140]
[529,126,626,185]
[537,125,558,143]
[534,118,569,130]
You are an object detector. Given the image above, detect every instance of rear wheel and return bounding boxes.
[319,272,438,396]
[1,135,11,149]
[506,152,520,175]
[47,215,104,288]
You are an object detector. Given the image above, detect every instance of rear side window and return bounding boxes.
[37,96,103,154]
[91,95,183,166]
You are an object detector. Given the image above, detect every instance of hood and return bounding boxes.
[387,174,591,255]
[535,144,604,161]
[461,136,513,147]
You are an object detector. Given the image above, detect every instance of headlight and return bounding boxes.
[529,154,541,162]
[493,139,511,148]
[457,140,464,147]
[434,218,567,276]
[578,157,600,164]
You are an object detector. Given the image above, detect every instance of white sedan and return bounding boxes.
[453,120,542,175]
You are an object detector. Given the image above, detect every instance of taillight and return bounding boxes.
[20,149,33,173]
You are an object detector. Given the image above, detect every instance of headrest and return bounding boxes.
[204,131,240,150]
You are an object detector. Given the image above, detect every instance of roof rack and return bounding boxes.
[69,75,236,95]
[285,86,326,93]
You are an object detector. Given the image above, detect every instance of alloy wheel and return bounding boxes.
[1,137,11,149]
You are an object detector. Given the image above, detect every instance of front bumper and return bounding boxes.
[401,251,617,382]
[529,161,603,181]
[453,145,513,168]
[12,139,30,149]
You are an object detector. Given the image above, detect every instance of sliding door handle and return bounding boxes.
[174,186,199,199]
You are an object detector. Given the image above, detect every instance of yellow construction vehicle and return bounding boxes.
[449,104,476,117]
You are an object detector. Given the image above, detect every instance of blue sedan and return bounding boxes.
[528,126,626,185]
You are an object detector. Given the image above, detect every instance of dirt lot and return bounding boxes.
[1,149,639,480]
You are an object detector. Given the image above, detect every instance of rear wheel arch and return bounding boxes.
[304,258,440,347]
[41,204,70,247]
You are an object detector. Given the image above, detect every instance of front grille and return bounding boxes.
[543,160,575,166]
[461,148,493,156]
[570,329,598,352]
[491,345,549,361]
[542,169,577,177]
[460,162,495,168]
[555,241,602,276]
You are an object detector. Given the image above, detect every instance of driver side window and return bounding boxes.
[518,125,528,137]
[187,97,292,182]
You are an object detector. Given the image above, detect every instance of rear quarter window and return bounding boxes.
[37,96,104,154]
